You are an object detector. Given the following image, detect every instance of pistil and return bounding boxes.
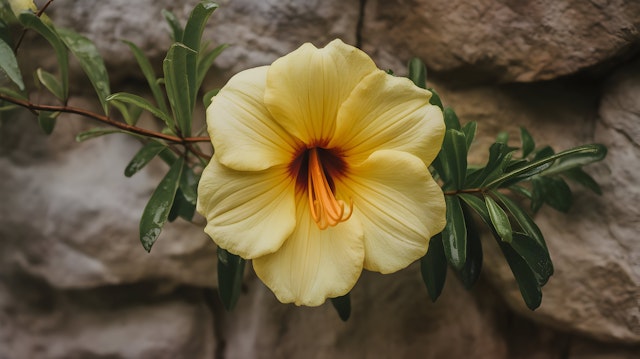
[307,148,352,229]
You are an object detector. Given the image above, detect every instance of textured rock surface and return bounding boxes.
[363,0,640,83]
[1,0,640,358]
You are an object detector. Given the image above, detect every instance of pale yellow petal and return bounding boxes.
[196,158,296,259]
[208,66,302,171]
[264,39,378,144]
[253,195,365,306]
[335,150,446,274]
[330,70,445,166]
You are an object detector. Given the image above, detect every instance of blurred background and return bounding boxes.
[0,0,638,358]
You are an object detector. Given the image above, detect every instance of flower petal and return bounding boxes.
[196,158,296,259]
[335,150,446,274]
[264,39,378,144]
[253,195,365,306]
[330,70,445,166]
[208,66,302,171]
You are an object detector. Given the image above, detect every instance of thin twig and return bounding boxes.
[0,93,211,143]
[443,188,484,196]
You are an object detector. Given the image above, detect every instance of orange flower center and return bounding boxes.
[290,147,353,229]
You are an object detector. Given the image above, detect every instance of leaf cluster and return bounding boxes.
[408,58,607,310]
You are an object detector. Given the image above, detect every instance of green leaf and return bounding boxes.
[485,194,512,243]
[36,68,63,100]
[408,57,427,89]
[139,156,185,252]
[484,144,605,189]
[164,43,195,135]
[196,43,228,92]
[203,88,219,109]
[541,144,607,176]
[37,110,58,135]
[75,127,131,142]
[563,167,602,195]
[168,188,196,222]
[461,121,477,152]
[162,9,184,42]
[498,240,542,310]
[541,176,573,212]
[510,233,553,286]
[520,127,535,158]
[183,0,219,110]
[442,195,467,270]
[466,142,514,188]
[427,87,443,110]
[179,165,199,205]
[439,129,467,190]
[492,191,546,249]
[458,207,483,289]
[217,247,246,311]
[0,86,28,100]
[496,131,509,144]
[124,141,167,177]
[459,194,489,224]
[17,12,69,99]
[330,293,351,321]
[122,40,169,114]
[57,27,110,114]
[420,234,447,302]
[107,92,174,129]
[0,37,24,90]
[443,107,461,130]
[533,146,554,161]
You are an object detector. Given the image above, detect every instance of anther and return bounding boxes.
[307,148,352,229]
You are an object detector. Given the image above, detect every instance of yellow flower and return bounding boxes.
[8,0,37,17]
[197,39,446,306]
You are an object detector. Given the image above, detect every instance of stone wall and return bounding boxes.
[1,0,638,358]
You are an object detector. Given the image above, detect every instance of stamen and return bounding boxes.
[307,148,352,229]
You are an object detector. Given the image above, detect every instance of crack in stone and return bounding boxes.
[356,0,367,48]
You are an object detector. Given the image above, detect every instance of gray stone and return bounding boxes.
[362,0,640,83]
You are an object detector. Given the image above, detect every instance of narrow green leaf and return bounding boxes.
[443,107,461,130]
[183,0,219,110]
[37,110,58,135]
[510,233,554,286]
[484,144,605,189]
[18,13,69,100]
[203,88,219,109]
[540,176,573,213]
[122,40,169,114]
[541,144,607,176]
[139,156,185,252]
[458,207,483,289]
[427,87,443,110]
[162,9,183,41]
[168,189,196,222]
[124,141,167,177]
[75,127,130,142]
[442,195,467,270]
[408,57,427,89]
[420,234,448,302]
[466,142,514,188]
[492,191,546,249]
[498,240,542,310]
[0,37,24,90]
[57,27,110,114]
[196,43,228,91]
[164,43,195,135]
[520,127,535,158]
[563,167,602,195]
[179,165,199,205]
[0,86,27,100]
[217,247,246,311]
[461,121,477,152]
[107,92,174,129]
[485,194,512,243]
[531,177,545,213]
[440,129,467,190]
[533,146,554,161]
[36,68,63,100]
[460,193,542,309]
[330,293,351,321]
